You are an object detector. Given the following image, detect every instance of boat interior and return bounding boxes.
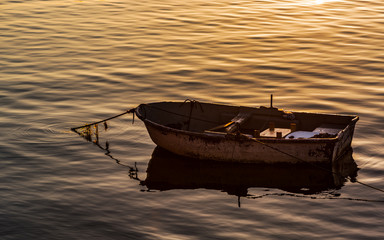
[138,101,358,139]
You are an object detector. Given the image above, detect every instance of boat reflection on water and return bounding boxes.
[141,147,358,197]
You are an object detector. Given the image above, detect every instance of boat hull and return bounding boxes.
[142,121,356,164]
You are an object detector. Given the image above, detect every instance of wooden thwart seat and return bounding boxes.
[207,110,253,133]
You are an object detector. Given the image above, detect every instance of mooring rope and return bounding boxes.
[94,139,141,181]
[246,192,384,203]
[352,179,384,194]
[71,107,140,181]
[71,108,136,132]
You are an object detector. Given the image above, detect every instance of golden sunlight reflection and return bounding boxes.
[318,0,341,3]
[300,0,343,5]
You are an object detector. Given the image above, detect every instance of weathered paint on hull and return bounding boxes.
[143,121,354,164]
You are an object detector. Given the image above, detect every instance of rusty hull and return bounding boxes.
[143,121,347,164]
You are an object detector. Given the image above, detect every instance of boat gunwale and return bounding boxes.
[135,102,359,144]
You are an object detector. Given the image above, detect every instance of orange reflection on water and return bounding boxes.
[293,0,344,6]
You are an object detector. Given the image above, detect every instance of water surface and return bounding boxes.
[1,0,384,239]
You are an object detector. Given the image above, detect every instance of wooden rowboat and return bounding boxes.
[135,100,358,164]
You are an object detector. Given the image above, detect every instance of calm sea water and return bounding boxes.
[1,0,384,239]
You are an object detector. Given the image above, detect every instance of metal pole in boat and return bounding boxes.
[270,94,273,108]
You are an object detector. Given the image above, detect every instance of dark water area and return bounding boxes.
[1,0,384,239]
